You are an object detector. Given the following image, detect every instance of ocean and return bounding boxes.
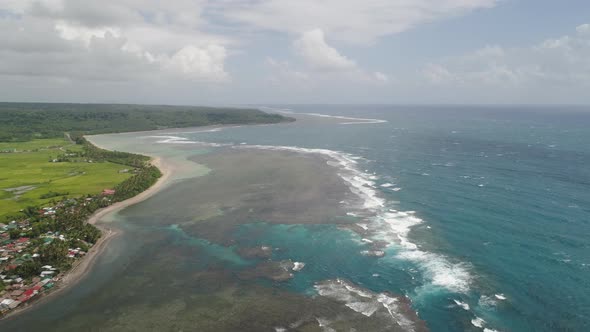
[3,105,589,331]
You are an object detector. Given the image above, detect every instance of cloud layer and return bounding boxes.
[423,24,590,87]
[0,0,229,82]
[1,0,588,104]
[221,0,498,44]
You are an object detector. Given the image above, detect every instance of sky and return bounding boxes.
[0,0,589,105]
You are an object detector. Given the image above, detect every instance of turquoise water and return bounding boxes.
[180,105,590,331]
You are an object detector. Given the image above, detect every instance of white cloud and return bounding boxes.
[293,29,356,71]
[423,23,590,87]
[266,57,310,83]
[576,23,590,35]
[55,20,122,46]
[221,0,498,44]
[281,29,389,85]
[374,71,389,83]
[164,45,228,82]
[0,0,230,82]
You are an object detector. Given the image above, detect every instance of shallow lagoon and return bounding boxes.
[1,130,425,331]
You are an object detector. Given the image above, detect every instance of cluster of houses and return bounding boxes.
[0,200,99,316]
[0,275,55,312]
[41,207,56,216]
[0,187,119,316]
[0,223,56,314]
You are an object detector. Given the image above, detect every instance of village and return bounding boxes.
[0,134,162,319]
[0,189,117,316]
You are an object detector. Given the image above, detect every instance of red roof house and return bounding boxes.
[102,189,116,196]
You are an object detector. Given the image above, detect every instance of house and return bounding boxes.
[8,300,21,309]
[102,189,116,196]
[0,298,14,309]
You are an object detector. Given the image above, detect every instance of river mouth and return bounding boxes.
[1,137,426,332]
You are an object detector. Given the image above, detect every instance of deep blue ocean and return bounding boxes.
[183,105,590,332]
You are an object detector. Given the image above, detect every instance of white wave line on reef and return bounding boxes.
[146,125,507,331]
[148,135,474,295]
[279,110,387,125]
[145,135,193,144]
[274,109,387,125]
[234,143,473,295]
[146,135,231,147]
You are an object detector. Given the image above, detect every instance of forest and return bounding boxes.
[0,102,292,142]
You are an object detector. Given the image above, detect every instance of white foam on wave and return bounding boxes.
[346,301,382,317]
[147,135,195,144]
[397,250,471,293]
[166,127,226,134]
[148,135,232,147]
[381,183,394,188]
[315,279,416,331]
[373,210,472,293]
[293,262,306,271]
[356,223,369,230]
[478,295,498,308]
[453,299,470,311]
[235,143,473,295]
[472,317,486,328]
[276,110,387,125]
[236,144,384,210]
[469,315,502,332]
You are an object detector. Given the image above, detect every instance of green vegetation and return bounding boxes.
[113,166,162,201]
[0,102,291,315]
[39,191,70,199]
[0,100,289,219]
[0,138,132,220]
[0,102,292,142]
[1,136,164,281]
[74,135,150,168]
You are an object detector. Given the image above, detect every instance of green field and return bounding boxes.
[0,138,132,220]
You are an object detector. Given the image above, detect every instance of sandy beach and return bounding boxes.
[2,156,173,320]
[62,157,173,286]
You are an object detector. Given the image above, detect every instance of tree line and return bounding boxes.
[0,102,292,142]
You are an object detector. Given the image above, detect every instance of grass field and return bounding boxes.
[0,138,132,220]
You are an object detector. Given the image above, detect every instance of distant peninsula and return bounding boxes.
[0,103,293,142]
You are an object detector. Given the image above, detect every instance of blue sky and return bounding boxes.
[0,0,589,104]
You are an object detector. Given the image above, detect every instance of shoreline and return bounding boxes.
[2,155,173,320]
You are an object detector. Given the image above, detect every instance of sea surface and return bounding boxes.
[3,105,590,331]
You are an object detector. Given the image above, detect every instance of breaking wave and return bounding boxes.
[147,135,231,147]
[235,144,473,295]
[315,279,417,331]
[275,109,388,125]
[152,133,503,331]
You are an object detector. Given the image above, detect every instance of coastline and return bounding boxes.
[0,122,431,331]
[2,155,173,320]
